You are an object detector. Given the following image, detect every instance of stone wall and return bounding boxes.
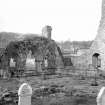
[0,35,64,76]
[70,0,105,71]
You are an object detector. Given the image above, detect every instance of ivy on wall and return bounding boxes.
[0,36,59,72]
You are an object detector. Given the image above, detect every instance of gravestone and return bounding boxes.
[97,87,105,105]
[18,83,32,105]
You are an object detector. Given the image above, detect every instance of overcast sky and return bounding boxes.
[0,0,102,42]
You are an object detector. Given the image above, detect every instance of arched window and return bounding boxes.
[10,58,16,67]
[26,50,35,70]
[92,53,101,68]
[44,57,48,67]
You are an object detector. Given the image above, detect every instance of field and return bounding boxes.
[0,71,104,105]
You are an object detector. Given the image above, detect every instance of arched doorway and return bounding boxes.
[25,50,36,70]
[92,53,101,68]
[9,58,16,77]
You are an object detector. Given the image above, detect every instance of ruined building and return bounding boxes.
[86,0,105,70]
[0,26,68,77]
[74,0,105,70]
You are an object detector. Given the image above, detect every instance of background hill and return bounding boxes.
[57,40,93,51]
[0,32,21,48]
[0,32,93,51]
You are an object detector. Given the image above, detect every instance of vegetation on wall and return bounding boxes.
[0,34,60,72]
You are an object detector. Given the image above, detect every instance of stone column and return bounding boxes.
[97,87,105,105]
[18,83,32,105]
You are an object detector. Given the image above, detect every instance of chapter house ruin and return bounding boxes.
[0,26,70,77]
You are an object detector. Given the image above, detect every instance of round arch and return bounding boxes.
[92,53,101,68]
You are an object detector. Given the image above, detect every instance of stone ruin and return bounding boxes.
[72,0,105,71]
[86,0,105,70]
[0,25,71,78]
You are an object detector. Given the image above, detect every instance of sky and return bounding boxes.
[0,0,102,42]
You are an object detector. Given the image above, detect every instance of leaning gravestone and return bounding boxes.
[18,83,32,105]
[97,87,105,105]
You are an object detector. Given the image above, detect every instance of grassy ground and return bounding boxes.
[0,74,104,105]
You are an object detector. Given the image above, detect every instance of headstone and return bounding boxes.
[97,87,105,105]
[18,83,32,105]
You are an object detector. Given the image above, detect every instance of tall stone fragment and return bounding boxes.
[78,0,105,70]
[88,0,105,70]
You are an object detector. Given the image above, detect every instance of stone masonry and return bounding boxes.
[75,0,105,70]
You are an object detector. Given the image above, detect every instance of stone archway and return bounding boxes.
[9,58,16,77]
[25,50,36,71]
[92,53,101,68]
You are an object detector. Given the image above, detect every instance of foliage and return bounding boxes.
[0,32,20,48]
